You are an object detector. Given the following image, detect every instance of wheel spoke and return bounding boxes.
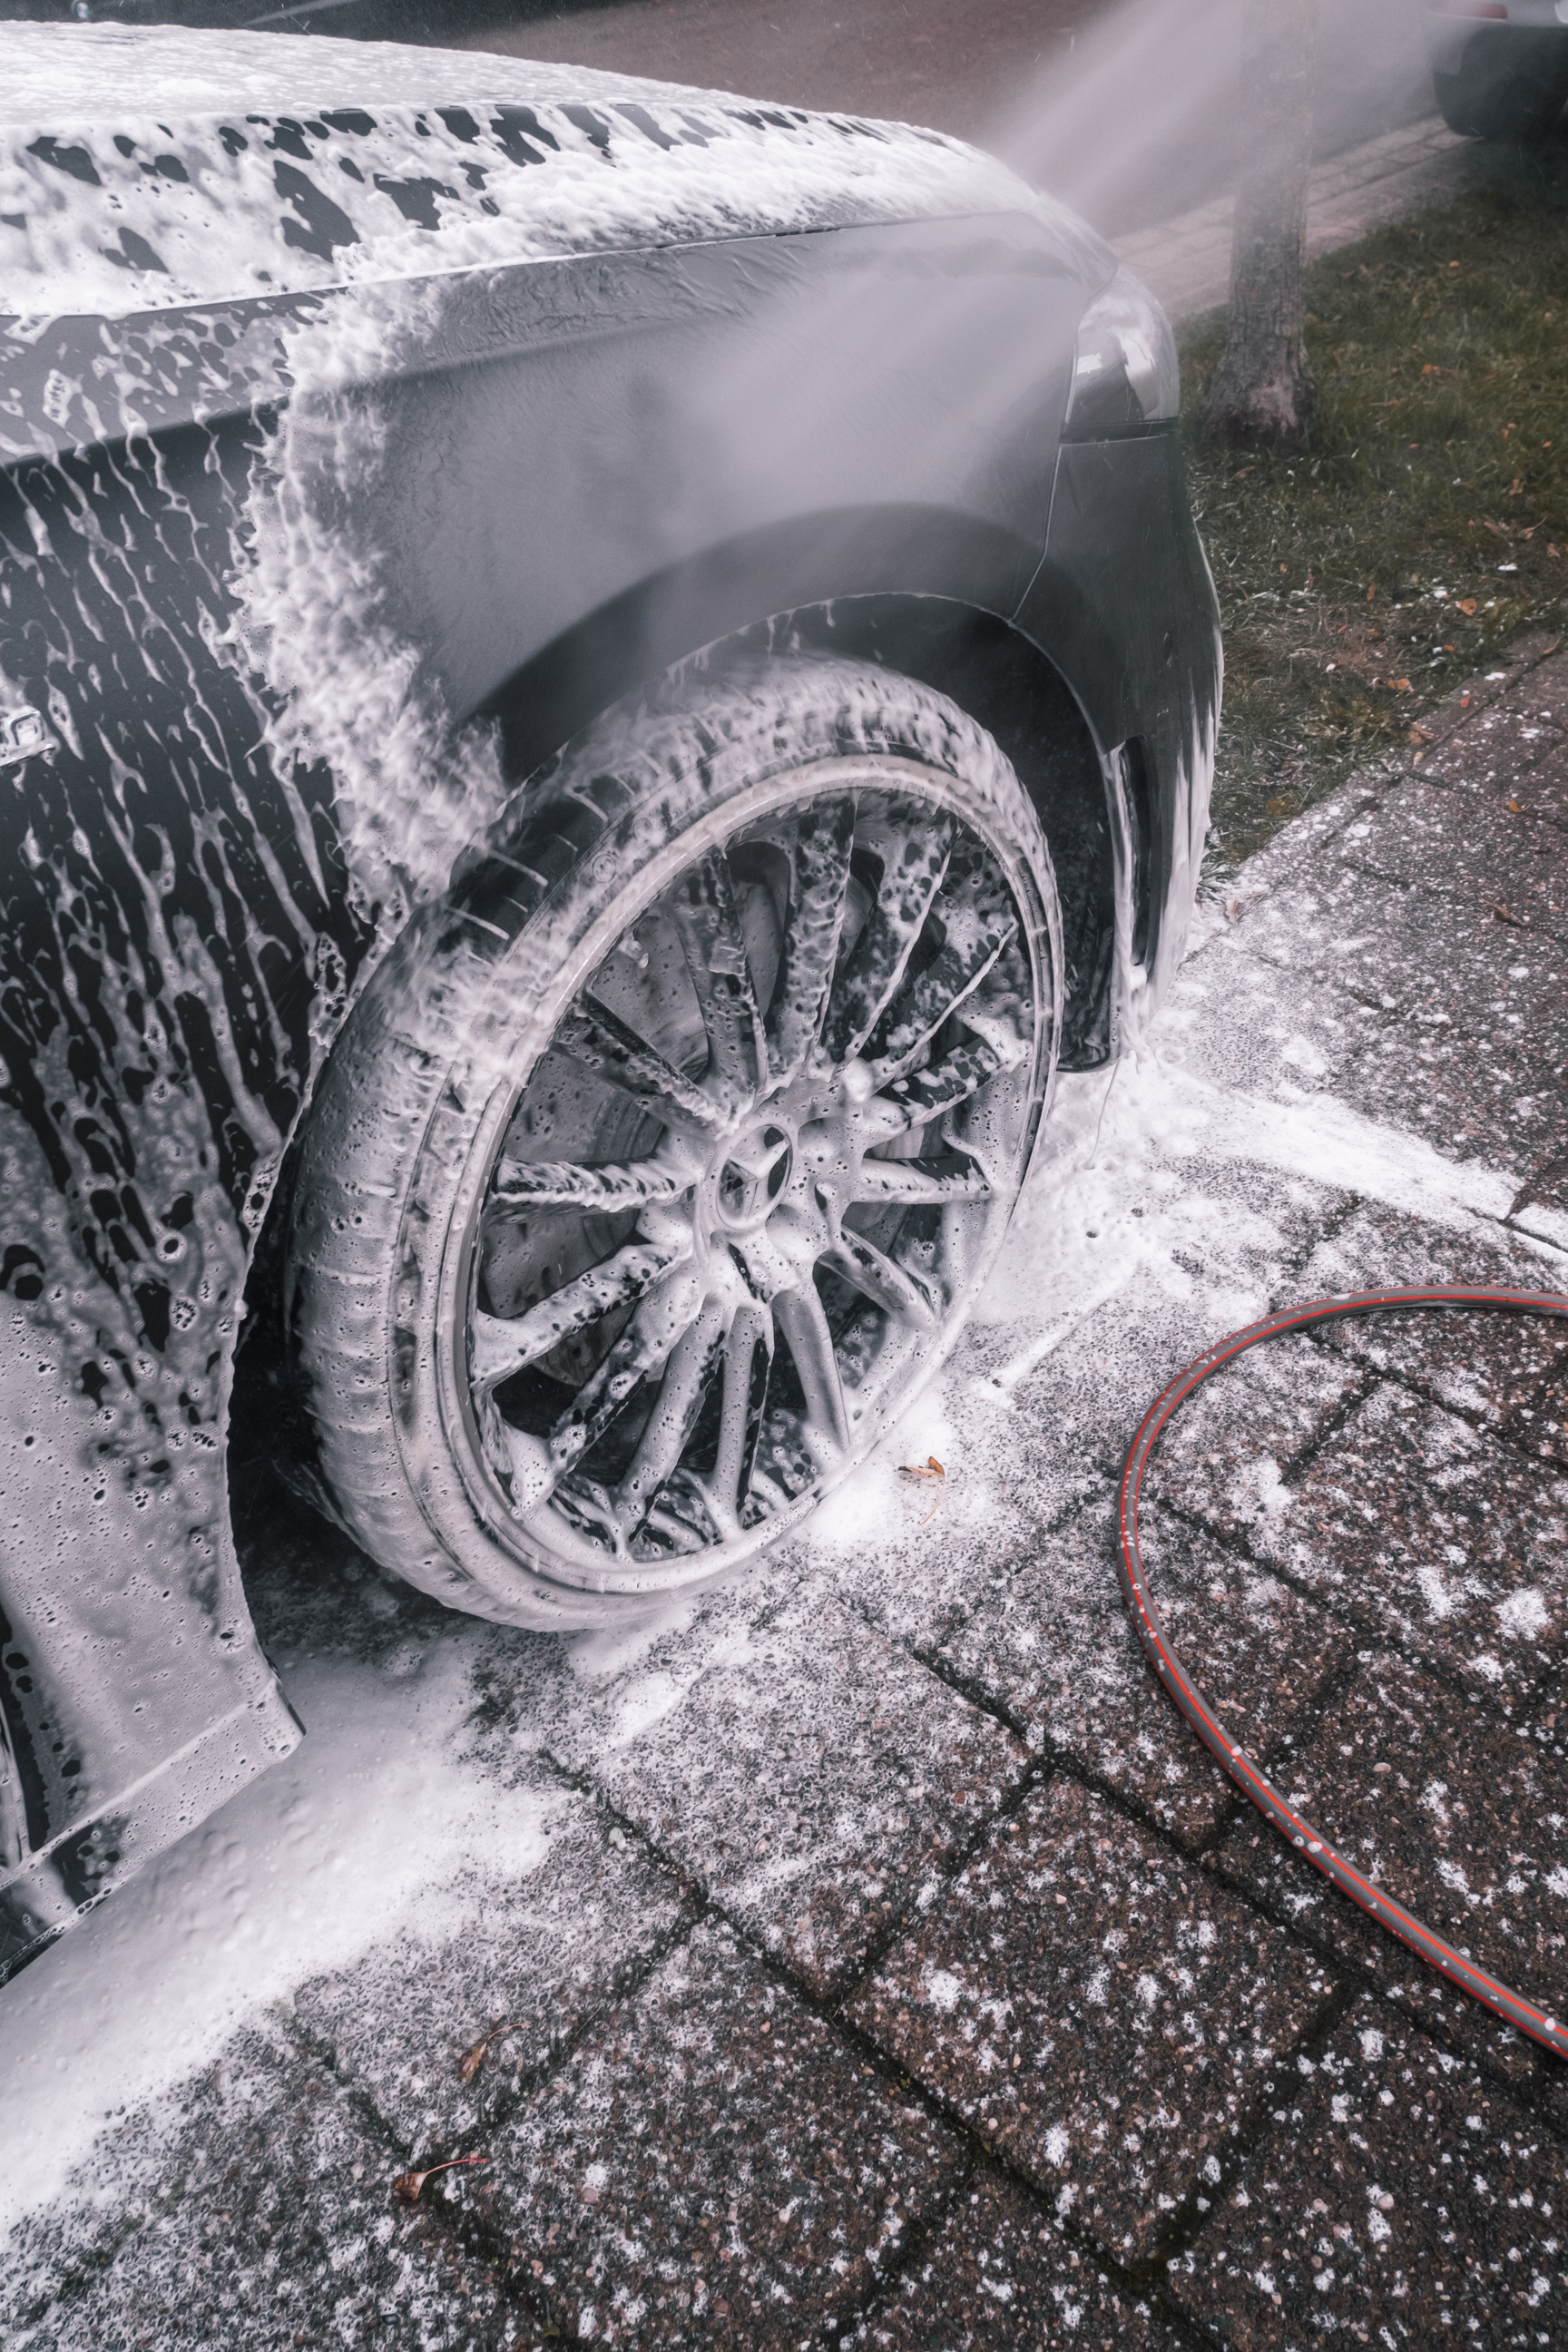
[470,1234,691,1391]
[851,1158,995,1206]
[725,1224,807,1307]
[543,1263,705,1475]
[865,912,1017,1087]
[710,1301,773,1527]
[670,853,769,1106]
[821,807,955,1064]
[486,1156,690,1217]
[822,1230,941,1329]
[773,1282,850,1458]
[555,995,723,1140]
[615,1298,728,1532]
[766,797,856,1083]
[860,1036,1008,1138]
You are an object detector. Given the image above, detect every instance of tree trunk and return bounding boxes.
[1200,0,1319,450]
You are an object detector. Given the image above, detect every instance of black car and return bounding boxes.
[0,17,1220,1984]
[1426,0,1568,140]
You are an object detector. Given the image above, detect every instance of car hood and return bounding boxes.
[0,20,1113,320]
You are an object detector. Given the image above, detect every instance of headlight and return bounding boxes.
[1063,270,1181,438]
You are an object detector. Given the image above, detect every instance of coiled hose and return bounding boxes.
[1117,1283,1568,2062]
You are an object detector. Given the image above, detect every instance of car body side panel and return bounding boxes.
[1021,431,1220,1024]
[0,172,1211,1979]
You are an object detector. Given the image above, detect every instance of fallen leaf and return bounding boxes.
[457,2021,530,2082]
[899,1455,946,1527]
[1457,599,1477,615]
[1408,725,1433,744]
[1507,799,1524,813]
[1393,678,1413,692]
[392,2155,489,2206]
[1488,901,1527,927]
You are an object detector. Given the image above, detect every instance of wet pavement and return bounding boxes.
[5,634,1567,2349]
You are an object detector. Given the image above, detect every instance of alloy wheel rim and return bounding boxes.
[447,768,1051,1592]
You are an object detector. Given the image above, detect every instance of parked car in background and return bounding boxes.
[0,15,1219,1986]
[1426,0,1568,138]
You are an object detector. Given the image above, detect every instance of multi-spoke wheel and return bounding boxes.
[285,659,1062,1626]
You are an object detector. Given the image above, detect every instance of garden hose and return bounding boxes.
[1116,1284,1568,2063]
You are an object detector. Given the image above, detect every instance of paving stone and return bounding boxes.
[935,1504,1353,1848]
[1212,1649,1568,2054]
[1419,693,1568,799]
[1168,1996,1568,2349]
[1337,997,1568,1172]
[1293,1202,1568,1435]
[292,1792,691,2152]
[1153,936,1374,1102]
[818,1475,1103,1656]
[1262,865,1566,1053]
[1337,772,1568,944]
[1203,867,1567,1074]
[542,1591,1029,1995]
[5,2028,518,2352]
[956,1157,1352,1536]
[470,1918,963,2348]
[1206,1806,1568,2137]
[1509,1348,1568,1472]
[1141,1332,1367,1550]
[1256,1382,1568,1711]
[846,1779,1333,2261]
[844,2171,1180,2349]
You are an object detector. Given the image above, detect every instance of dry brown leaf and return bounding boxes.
[458,2024,524,2084]
[392,2155,489,2206]
[899,1455,946,1526]
[1457,599,1478,615]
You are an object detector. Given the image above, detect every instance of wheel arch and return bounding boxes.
[474,508,1117,1072]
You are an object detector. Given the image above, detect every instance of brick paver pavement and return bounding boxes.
[7,657,1566,2352]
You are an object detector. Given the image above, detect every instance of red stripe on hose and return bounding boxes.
[1115,1284,1568,2061]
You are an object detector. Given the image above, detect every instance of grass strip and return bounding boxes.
[1181,149,1568,870]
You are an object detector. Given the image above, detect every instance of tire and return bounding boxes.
[1434,67,1564,142]
[284,657,1063,1628]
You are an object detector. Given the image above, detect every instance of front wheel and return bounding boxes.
[285,658,1063,1628]
[1433,66,1565,142]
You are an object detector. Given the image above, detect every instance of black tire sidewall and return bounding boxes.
[286,657,1063,1627]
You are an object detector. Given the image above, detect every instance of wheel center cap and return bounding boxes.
[713,1122,793,1233]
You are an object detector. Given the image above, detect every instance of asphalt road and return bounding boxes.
[460,0,1438,234]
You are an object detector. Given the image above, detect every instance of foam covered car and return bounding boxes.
[0,20,1220,1983]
